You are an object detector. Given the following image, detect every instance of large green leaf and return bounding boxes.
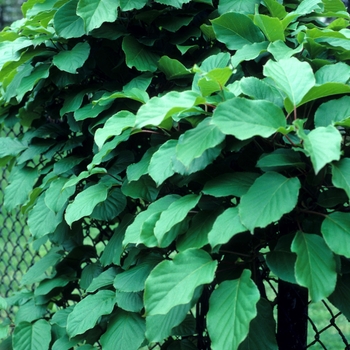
[54,0,85,38]
[135,90,202,128]
[331,158,350,198]
[115,291,143,313]
[301,125,342,174]
[211,13,265,50]
[65,182,109,226]
[291,231,337,302]
[77,0,119,32]
[127,147,158,182]
[202,172,259,198]
[314,96,350,127]
[28,194,63,239]
[154,194,201,247]
[123,195,179,248]
[122,36,160,72]
[4,166,37,211]
[231,42,269,68]
[0,137,26,158]
[238,299,278,350]
[176,118,225,167]
[218,0,260,14]
[212,97,286,140]
[91,187,127,221]
[52,42,90,74]
[208,207,247,248]
[207,269,260,350]
[94,111,135,149]
[263,57,315,106]
[321,212,350,258]
[177,211,218,251]
[256,149,305,171]
[315,62,350,85]
[45,177,75,214]
[121,175,159,202]
[13,320,51,350]
[239,172,301,232]
[67,290,116,337]
[158,56,192,80]
[148,139,177,186]
[114,256,161,292]
[100,310,145,350]
[254,14,285,41]
[144,249,217,315]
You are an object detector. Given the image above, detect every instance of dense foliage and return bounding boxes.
[1,0,350,348]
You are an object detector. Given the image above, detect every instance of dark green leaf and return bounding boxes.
[291,231,337,302]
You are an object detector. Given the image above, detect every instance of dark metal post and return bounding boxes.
[277,280,309,350]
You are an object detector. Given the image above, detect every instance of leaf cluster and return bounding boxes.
[1,0,350,349]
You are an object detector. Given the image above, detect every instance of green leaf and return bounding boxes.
[144,249,217,315]
[77,0,119,32]
[115,291,143,312]
[54,0,85,38]
[15,299,47,324]
[74,101,112,121]
[86,267,117,293]
[218,0,260,14]
[314,96,350,127]
[198,67,233,96]
[100,310,145,350]
[91,187,127,221]
[121,175,159,202]
[52,42,90,74]
[239,172,301,232]
[4,166,37,211]
[67,290,116,337]
[267,40,303,60]
[13,320,51,350]
[301,125,342,174]
[265,234,297,284]
[146,304,192,342]
[28,194,63,239]
[321,212,350,258]
[45,177,75,213]
[20,247,63,286]
[207,269,260,350]
[0,137,26,158]
[114,256,161,292]
[119,0,148,11]
[291,231,337,302]
[154,194,201,247]
[263,57,315,106]
[101,215,133,266]
[154,0,190,8]
[158,56,192,80]
[211,13,265,50]
[148,139,177,186]
[127,147,158,182]
[65,182,110,226]
[177,211,218,251]
[331,158,350,198]
[135,90,202,128]
[176,118,225,168]
[122,36,160,72]
[212,97,286,140]
[34,276,71,297]
[203,172,259,197]
[256,149,305,171]
[231,41,269,67]
[285,82,350,113]
[254,14,285,41]
[238,298,278,350]
[208,207,247,248]
[315,62,350,84]
[263,0,287,19]
[123,195,179,248]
